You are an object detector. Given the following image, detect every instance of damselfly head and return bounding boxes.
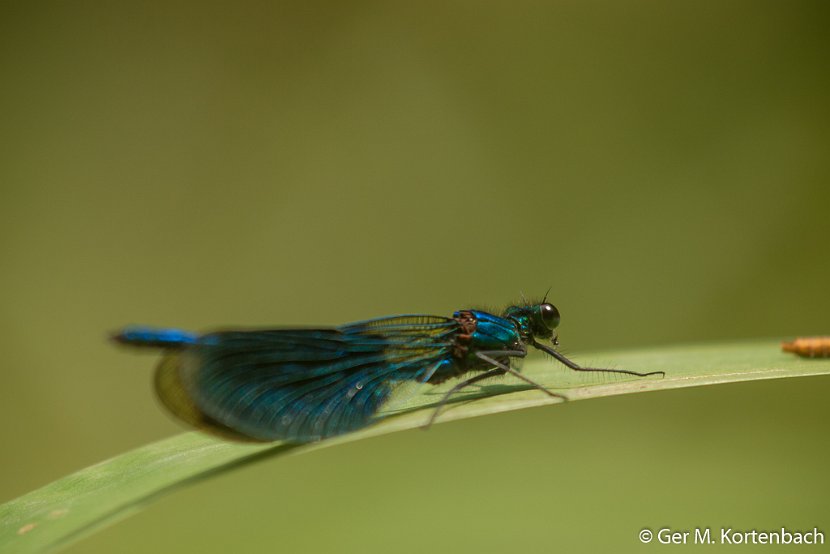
[504,302,560,341]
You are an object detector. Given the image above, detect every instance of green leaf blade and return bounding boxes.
[2,339,828,553]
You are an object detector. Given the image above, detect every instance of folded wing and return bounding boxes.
[156,316,459,442]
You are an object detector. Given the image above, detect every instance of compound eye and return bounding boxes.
[540,303,560,330]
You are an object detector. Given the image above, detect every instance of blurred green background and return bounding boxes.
[2,1,829,552]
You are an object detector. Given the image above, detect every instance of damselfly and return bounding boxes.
[115,298,664,443]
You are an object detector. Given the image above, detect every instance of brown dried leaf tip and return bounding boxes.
[781,337,830,358]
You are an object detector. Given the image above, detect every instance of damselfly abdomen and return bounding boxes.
[115,300,664,443]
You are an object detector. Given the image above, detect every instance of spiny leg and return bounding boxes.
[532,340,666,377]
[423,368,506,429]
[475,350,569,400]
[424,349,569,429]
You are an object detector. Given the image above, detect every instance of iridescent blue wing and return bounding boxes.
[154,353,257,442]
[155,316,459,442]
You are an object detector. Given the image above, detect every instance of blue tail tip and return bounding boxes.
[112,326,198,348]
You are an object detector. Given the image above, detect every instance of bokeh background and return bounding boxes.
[2,1,829,552]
